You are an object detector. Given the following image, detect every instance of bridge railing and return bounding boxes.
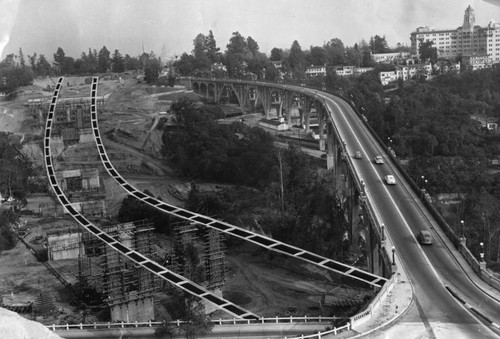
[349,270,397,329]
[48,316,345,331]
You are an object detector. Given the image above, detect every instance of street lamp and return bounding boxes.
[460,220,464,238]
[381,224,385,242]
[480,242,485,262]
[392,246,396,265]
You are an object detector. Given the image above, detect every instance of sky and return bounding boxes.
[2,0,500,61]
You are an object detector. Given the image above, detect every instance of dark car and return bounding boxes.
[417,230,433,245]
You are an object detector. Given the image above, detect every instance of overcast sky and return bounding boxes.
[2,0,500,61]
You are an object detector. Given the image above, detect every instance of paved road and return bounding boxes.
[319,92,500,338]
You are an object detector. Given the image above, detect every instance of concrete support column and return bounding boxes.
[367,219,375,274]
[372,240,381,276]
[259,88,272,119]
[215,83,224,104]
[326,122,335,170]
[302,97,311,133]
[232,84,249,115]
[303,97,311,131]
[318,103,326,151]
[284,91,293,127]
[278,92,284,119]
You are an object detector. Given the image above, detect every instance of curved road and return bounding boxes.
[322,92,500,337]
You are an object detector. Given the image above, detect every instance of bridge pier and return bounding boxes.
[302,97,312,132]
[318,104,326,151]
[326,122,335,171]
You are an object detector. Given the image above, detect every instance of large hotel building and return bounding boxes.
[410,5,500,63]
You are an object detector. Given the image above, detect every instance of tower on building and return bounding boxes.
[463,5,475,30]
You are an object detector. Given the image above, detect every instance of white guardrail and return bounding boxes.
[48,316,352,338]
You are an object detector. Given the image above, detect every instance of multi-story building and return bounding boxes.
[410,6,500,63]
[306,65,327,77]
[334,66,374,77]
[379,64,432,86]
[372,52,412,64]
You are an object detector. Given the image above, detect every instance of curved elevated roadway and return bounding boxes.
[322,91,500,336]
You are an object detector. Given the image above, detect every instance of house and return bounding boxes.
[306,65,326,77]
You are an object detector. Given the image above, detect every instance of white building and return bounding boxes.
[372,52,412,64]
[306,65,327,77]
[335,66,374,77]
[379,64,432,85]
[410,6,500,63]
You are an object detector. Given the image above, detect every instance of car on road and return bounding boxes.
[417,230,433,245]
[373,155,384,164]
[355,151,362,159]
[384,175,396,185]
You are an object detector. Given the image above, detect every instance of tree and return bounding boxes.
[288,40,305,80]
[0,210,18,253]
[176,52,196,75]
[370,35,389,53]
[28,52,37,72]
[111,49,125,73]
[345,44,362,67]
[37,54,52,76]
[192,33,210,70]
[144,56,161,83]
[324,38,345,66]
[205,30,221,63]
[53,47,66,74]
[264,63,279,81]
[97,46,111,73]
[247,36,259,56]
[419,40,438,64]
[18,48,25,68]
[124,54,140,71]
[307,46,326,66]
[270,47,284,61]
[225,31,248,78]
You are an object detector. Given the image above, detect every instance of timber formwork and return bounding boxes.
[78,220,159,307]
[173,219,226,290]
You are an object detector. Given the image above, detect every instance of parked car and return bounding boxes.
[384,175,396,185]
[417,230,433,245]
[355,151,362,159]
[373,155,384,164]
